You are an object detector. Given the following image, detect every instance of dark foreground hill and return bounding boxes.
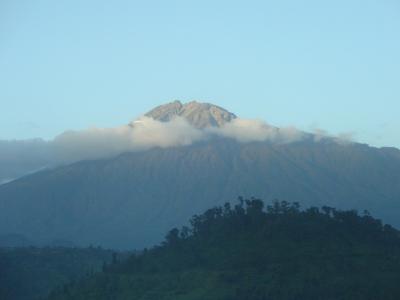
[0,247,114,300]
[47,199,400,300]
[0,138,400,249]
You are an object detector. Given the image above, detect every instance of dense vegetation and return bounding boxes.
[48,198,400,300]
[0,246,115,300]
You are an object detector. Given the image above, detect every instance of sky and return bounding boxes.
[0,0,399,148]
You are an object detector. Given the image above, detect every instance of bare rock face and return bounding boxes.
[144,100,237,128]
[144,101,184,123]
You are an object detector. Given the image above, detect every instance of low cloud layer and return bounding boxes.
[210,119,305,144]
[52,117,310,163]
[0,117,353,183]
[53,117,204,163]
[311,128,355,145]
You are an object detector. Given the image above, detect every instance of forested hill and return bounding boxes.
[48,199,400,300]
[0,247,114,300]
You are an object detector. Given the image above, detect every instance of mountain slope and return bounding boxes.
[47,199,400,300]
[0,137,400,249]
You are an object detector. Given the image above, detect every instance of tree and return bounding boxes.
[165,228,180,246]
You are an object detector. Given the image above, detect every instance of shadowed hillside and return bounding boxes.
[0,247,115,300]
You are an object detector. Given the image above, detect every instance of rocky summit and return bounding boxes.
[143,100,237,128]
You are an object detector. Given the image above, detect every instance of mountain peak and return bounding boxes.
[144,100,237,128]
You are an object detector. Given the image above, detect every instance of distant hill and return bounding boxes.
[47,199,400,300]
[0,101,400,249]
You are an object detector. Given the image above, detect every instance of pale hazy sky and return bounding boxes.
[1,0,399,148]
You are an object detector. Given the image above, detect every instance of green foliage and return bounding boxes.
[0,246,114,300]
[48,198,400,300]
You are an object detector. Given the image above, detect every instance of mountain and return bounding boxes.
[47,199,400,300]
[142,100,237,128]
[0,101,400,249]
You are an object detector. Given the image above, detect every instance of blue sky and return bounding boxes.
[1,0,399,147]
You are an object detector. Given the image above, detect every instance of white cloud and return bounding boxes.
[311,128,355,144]
[209,118,305,144]
[52,116,206,163]
[0,116,355,183]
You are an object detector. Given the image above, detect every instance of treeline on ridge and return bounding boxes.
[48,198,400,300]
